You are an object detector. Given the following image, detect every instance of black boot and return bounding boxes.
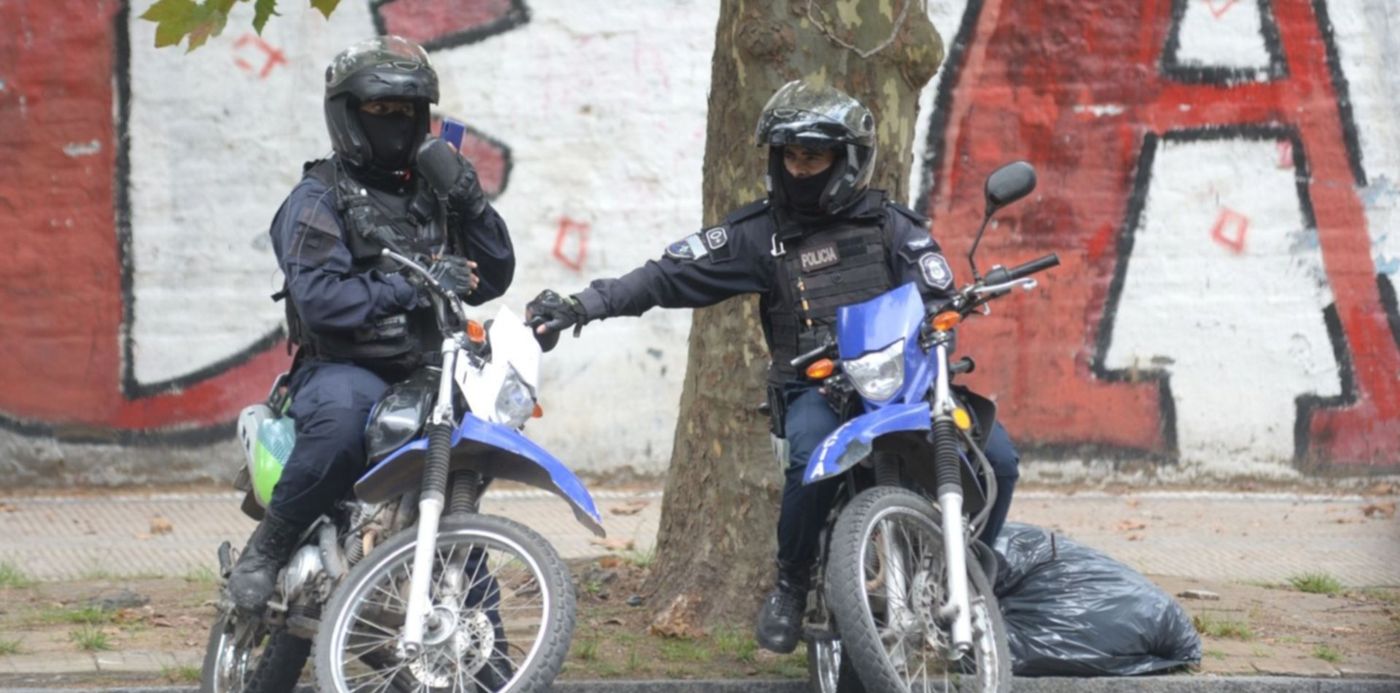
[226,513,305,612]
[755,563,808,654]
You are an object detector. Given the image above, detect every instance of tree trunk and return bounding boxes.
[644,0,944,631]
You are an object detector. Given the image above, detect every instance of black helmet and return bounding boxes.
[324,36,439,172]
[754,80,876,215]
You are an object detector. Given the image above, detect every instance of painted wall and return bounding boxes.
[0,0,1395,486]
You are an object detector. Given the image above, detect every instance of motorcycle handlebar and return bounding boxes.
[982,253,1060,286]
[790,342,836,370]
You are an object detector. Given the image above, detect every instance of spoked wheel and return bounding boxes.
[807,631,866,693]
[200,607,311,692]
[825,487,1011,693]
[314,514,574,692]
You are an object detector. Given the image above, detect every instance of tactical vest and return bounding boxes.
[766,202,894,382]
[281,159,447,371]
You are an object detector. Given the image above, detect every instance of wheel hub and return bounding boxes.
[407,608,495,687]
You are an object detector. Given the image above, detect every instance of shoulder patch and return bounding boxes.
[703,226,729,250]
[919,253,954,290]
[664,233,710,261]
[904,236,934,252]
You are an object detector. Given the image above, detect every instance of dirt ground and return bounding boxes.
[2,552,1397,688]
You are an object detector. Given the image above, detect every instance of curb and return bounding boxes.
[4,677,1398,692]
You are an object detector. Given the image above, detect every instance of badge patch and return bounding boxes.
[703,226,728,250]
[919,253,953,290]
[799,241,841,273]
[905,236,934,251]
[665,233,709,261]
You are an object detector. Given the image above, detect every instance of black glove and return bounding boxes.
[526,290,587,343]
[417,138,488,219]
[409,255,477,304]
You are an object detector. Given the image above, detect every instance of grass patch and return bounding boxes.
[185,565,219,585]
[624,547,657,570]
[44,605,116,625]
[0,562,36,589]
[0,638,21,655]
[1193,613,1254,640]
[1205,648,1227,660]
[161,665,201,684]
[658,638,711,663]
[713,627,758,663]
[1288,572,1343,595]
[571,636,599,662]
[1313,644,1343,663]
[69,625,111,652]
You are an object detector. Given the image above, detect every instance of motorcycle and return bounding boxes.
[795,161,1056,693]
[201,249,604,693]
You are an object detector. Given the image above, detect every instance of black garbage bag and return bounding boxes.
[991,522,1202,676]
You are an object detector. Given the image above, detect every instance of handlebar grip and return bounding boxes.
[1006,253,1060,281]
[790,342,834,370]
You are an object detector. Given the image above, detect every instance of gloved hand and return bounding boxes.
[526,289,587,344]
[417,138,488,219]
[408,255,477,304]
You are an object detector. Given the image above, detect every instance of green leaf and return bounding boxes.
[252,0,278,34]
[140,0,199,48]
[309,0,341,20]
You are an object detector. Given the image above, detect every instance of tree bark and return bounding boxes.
[644,0,944,631]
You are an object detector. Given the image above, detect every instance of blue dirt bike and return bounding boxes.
[202,250,603,693]
[795,162,1057,693]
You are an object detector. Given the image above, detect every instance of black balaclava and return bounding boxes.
[780,165,832,213]
[360,110,419,172]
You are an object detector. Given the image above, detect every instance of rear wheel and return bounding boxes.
[807,631,866,693]
[825,487,1011,693]
[200,607,310,692]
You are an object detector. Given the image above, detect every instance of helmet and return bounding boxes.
[754,80,877,214]
[324,36,439,171]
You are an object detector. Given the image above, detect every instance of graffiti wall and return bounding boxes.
[0,0,1394,486]
[917,0,1400,477]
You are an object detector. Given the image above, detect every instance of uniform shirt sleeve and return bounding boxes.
[573,224,772,320]
[447,201,515,305]
[887,206,957,305]
[271,181,418,332]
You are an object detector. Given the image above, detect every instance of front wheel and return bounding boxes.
[807,632,866,693]
[200,607,310,692]
[313,514,575,692]
[825,487,1011,693]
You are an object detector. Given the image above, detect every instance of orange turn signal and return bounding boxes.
[532,403,544,418]
[931,311,962,332]
[806,358,835,380]
[466,320,487,343]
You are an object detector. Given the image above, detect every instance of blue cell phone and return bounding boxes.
[440,118,466,150]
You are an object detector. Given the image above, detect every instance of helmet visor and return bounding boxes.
[327,36,431,90]
[754,81,874,147]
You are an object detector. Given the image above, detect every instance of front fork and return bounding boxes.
[930,343,974,656]
[401,340,460,658]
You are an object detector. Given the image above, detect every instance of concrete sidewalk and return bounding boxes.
[1,486,1397,685]
[2,487,1396,585]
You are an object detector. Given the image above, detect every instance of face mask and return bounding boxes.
[360,111,419,171]
[780,165,833,213]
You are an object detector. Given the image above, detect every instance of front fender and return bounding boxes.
[355,414,605,537]
[803,402,931,485]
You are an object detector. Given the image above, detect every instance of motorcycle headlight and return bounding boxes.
[844,339,905,402]
[494,365,536,429]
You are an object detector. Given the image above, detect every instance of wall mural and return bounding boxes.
[1,0,1394,479]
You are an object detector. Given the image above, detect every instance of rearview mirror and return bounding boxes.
[984,161,1036,215]
[967,161,1038,281]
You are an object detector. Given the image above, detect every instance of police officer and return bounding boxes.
[227,36,515,613]
[527,81,1020,653]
